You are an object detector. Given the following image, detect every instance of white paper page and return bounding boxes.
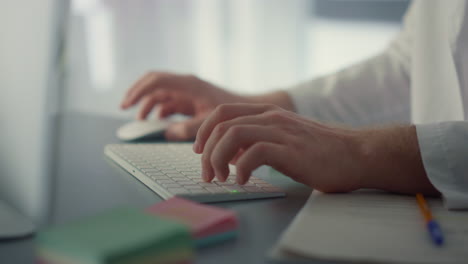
[276,190,468,264]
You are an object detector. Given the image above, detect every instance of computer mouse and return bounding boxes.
[117,120,170,141]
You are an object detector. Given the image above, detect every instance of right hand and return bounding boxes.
[120,72,246,141]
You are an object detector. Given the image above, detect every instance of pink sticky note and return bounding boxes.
[146,197,238,238]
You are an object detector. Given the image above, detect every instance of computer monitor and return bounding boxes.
[0,0,68,235]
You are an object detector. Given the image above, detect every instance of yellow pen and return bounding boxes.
[416,193,444,246]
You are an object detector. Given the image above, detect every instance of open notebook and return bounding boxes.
[270,190,468,263]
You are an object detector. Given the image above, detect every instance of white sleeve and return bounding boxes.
[287,50,410,127]
[286,2,418,127]
[416,122,468,209]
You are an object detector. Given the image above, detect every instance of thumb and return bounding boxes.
[165,117,205,141]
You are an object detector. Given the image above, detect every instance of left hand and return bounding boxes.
[193,103,364,193]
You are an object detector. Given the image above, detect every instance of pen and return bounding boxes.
[416,193,444,246]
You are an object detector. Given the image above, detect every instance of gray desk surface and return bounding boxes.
[0,112,318,264]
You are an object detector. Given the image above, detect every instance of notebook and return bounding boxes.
[271,190,468,263]
[37,208,192,264]
[146,197,238,247]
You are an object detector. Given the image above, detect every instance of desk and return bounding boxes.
[0,112,313,264]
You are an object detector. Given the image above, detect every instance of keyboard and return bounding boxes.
[104,143,285,203]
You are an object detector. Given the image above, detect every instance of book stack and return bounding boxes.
[37,208,193,264]
[147,197,239,248]
[37,198,239,263]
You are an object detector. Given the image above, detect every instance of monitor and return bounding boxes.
[0,0,68,234]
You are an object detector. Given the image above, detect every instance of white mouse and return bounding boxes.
[117,120,170,141]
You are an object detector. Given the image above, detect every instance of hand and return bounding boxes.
[193,103,440,196]
[193,103,364,193]
[120,72,246,140]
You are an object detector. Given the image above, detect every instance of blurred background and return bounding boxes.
[66,0,409,117]
[0,0,409,222]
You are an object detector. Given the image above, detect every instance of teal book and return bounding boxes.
[36,208,193,264]
[146,197,238,248]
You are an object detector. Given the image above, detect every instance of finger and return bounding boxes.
[136,91,171,120]
[229,149,244,165]
[121,75,149,109]
[121,72,155,109]
[158,99,194,118]
[200,113,283,182]
[205,125,284,182]
[165,116,206,141]
[199,114,273,182]
[193,103,278,153]
[123,72,170,109]
[235,142,287,185]
[158,101,178,119]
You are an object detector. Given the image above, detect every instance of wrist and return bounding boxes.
[355,125,439,195]
[342,129,370,191]
[354,129,379,190]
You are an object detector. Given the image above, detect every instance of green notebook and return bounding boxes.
[36,208,192,264]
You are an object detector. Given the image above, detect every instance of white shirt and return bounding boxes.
[287,0,468,209]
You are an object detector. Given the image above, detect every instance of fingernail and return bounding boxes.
[216,172,226,182]
[193,142,199,153]
[202,169,212,182]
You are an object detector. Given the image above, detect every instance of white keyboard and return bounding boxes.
[104,143,285,203]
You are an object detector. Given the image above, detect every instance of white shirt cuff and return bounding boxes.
[416,122,468,209]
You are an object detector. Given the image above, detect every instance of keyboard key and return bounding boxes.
[162,169,179,174]
[250,178,267,183]
[146,173,166,178]
[215,181,235,186]
[197,182,216,187]
[205,187,227,193]
[142,169,162,173]
[156,179,175,184]
[162,183,182,188]
[171,177,189,182]
[133,163,150,167]
[150,175,170,180]
[242,186,264,193]
[182,172,199,176]
[167,188,191,195]
[177,181,195,186]
[223,186,246,192]
[184,185,205,190]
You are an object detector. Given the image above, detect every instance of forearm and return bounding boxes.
[357,125,440,196]
[285,52,411,127]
